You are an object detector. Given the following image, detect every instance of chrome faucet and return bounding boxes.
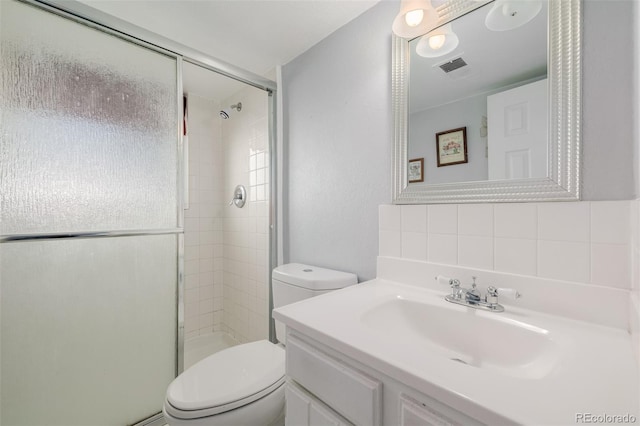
[436,275,521,312]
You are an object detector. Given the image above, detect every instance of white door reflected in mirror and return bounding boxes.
[487,78,548,180]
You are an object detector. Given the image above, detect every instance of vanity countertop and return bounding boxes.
[273,278,639,425]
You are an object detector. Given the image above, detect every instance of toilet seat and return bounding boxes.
[165,340,285,420]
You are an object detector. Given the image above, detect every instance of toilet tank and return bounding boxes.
[272,263,357,343]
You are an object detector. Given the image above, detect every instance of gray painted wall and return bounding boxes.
[281,1,396,281]
[581,0,635,200]
[409,92,489,184]
[282,0,637,281]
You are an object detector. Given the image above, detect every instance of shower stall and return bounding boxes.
[181,63,273,368]
[0,1,276,424]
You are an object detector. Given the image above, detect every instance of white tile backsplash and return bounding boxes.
[494,203,537,239]
[537,240,590,283]
[458,235,493,270]
[427,233,457,265]
[379,230,402,257]
[591,201,631,244]
[458,204,493,237]
[428,205,458,234]
[380,201,632,290]
[538,202,590,242]
[401,231,427,261]
[379,205,401,231]
[494,238,537,276]
[590,243,630,288]
[401,205,427,232]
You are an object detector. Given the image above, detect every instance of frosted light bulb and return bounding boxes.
[415,24,458,58]
[428,34,446,50]
[404,9,424,27]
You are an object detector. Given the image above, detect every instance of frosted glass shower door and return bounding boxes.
[1,1,181,425]
[1,237,178,425]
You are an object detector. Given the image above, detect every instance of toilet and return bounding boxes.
[162,263,357,426]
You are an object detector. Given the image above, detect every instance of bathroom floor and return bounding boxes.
[184,332,238,369]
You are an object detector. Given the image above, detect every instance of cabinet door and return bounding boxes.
[286,381,312,426]
[286,381,353,426]
[287,334,382,425]
[309,403,350,426]
[399,394,482,426]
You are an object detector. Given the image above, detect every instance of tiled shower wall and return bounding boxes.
[184,95,225,339]
[220,86,270,343]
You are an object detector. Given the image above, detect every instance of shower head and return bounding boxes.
[220,102,242,120]
[219,102,241,120]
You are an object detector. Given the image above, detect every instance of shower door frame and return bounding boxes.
[4,1,279,425]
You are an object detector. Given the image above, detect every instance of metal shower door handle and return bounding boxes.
[229,185,247,208]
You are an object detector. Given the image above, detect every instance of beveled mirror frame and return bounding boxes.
[392,0,581,204]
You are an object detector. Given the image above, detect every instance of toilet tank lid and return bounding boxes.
[272,263,357,290]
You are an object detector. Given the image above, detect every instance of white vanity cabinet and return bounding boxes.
[285,380,353,426]
[275,278,639,425]
[284,331,485,426]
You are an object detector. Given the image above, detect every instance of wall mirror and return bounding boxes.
[392,0,581,203]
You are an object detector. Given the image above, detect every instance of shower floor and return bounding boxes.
[184,331,238,369]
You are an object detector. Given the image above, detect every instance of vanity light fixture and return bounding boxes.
[415,23,459,58]
[392,0,439,39]
[485,0,542,31]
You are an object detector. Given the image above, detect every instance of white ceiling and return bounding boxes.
[76,0,381,78]
[76,0,381,102]
[182,61,247,103]
[409,1,547,112]
[72,0,546,109]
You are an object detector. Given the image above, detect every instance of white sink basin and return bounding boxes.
[361,296,558,379]
[274,278,639,425]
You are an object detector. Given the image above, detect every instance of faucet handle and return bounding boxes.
[436,275,462,299]
[435,275,459,288]
[497,287,521,300]
[487,286,521,301]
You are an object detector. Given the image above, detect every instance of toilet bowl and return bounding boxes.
[163,263,357,425]
[163,340,285,426]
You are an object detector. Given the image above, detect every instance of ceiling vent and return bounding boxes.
[439,57,467,73]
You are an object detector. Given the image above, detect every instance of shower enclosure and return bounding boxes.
[181,63,273,366]
[0,1,277,424]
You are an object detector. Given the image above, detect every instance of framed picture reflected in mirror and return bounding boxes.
[408,158,424,183]
[436,127,468,167]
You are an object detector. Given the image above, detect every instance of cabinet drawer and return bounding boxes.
[286,380,353,426]
[286,334,382,426]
